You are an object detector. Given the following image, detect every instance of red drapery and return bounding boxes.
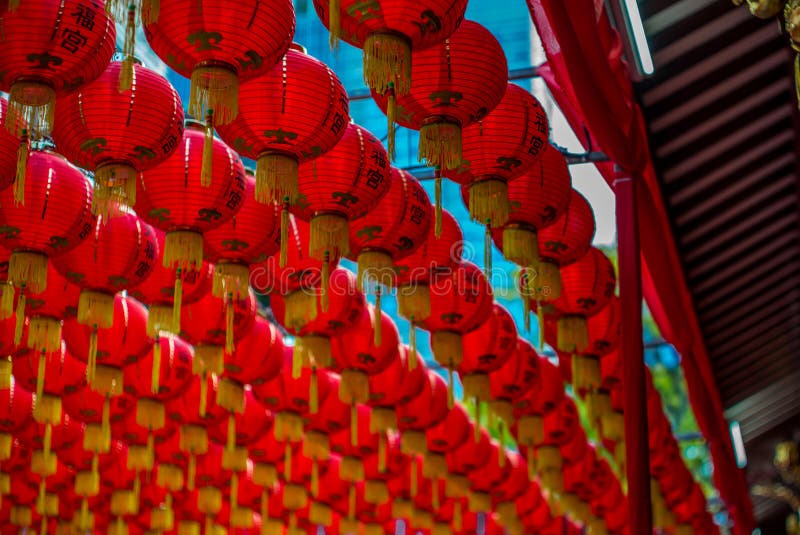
[527,0,755,532]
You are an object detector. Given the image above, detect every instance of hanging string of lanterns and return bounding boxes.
[0,2,716,533]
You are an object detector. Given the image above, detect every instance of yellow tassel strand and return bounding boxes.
[474,401,481,442]
[470,180,510,227]
[163,230,204,272]
[226,413,236,452]
[280,198,290,267]
[434,173,443,238]
[527,446,535,481]
[357,250,394,291]
[225,294,234,354]
[119,6,136,92]
[0,357,11,390]
[230,471,238,508]
[35,349,46,402]
[387,85,396,161]
[257,154,299,205]
[328,0,341,50]
[410,457,418,498]
[43,422,52,458]
[151,336,161,394]
[7,82,56,139]
[199,374,208,418]
[348,484,356,519]
[432,477,440,510]
[201,110,215,188]
[520,271,531,333]
[187,454,196,491]
[447,365,454,410]
[261,491,269,523]
[87,327,98,385]
[378,433,386,473]
[26,317,62,353]
[484,223,492,278]
[9,252,48,294]
[292,339,303,380]
[311,458,319,498]
[283,289,317,331]
[350,403,358,447]
[321,252,331,313]
[0,282,14,320]
[453,500,463,531]
[284,442,293,481]
[310,366,318,414]
[409,321,417,369]
[537,301,545,351]
[172,268,183,333]
[189,65,239,125]
[374,287,382,347]
[14,130,28,206]
[557,315,589,353]
[13,291,25,346]
[419,122,462,171]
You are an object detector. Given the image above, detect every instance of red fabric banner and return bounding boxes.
[527,1,755,532]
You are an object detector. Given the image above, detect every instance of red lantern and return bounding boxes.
[0,0,115,202]
[216,44,348,206]
[372,20,507,175]
[423,261,493,404]
[0,151,94,319]
[393,208,462,360]
[135,121,246,290]
[396,371,449,456]
[52,61,183,215]
[452,83,549,227]
[51,208,159,382]
[331,304,400,410]
[62,294,150,370]
[293,122,391,262]
[467,441,511,513]
[61,378,135,455]
[548,247,616,354]
[529,189,595,303]
[0,381,33,459]
[128,231,214,337]
[458,303,516,402]
[446,427,490,476]
[143,0,295,127]
[204,172,281,301]
[270,267,364,374]
[425,404,470,455]
[487,338,540,427]
[313,0,467,125]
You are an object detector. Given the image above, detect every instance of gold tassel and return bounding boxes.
[374,288,382,347]
[311,458,319,498]
[484,223,492,277]
[419,122,462,171]
[151,336,161,394]
[225,294,234,354]
[557,315,589,353]
[474,402,481,443]
[521,271,531,333]
[14,130,28,206]
[42,422,54,458]
[526,446,535,481]
[350,403,358,447]
[357,251,394,290]
[187,454,196,491]
[447,365,454,409]
[365,481,389,505]
[431,331,463,368]
[283,289,317,331]
[26,317,62,353]
[7,0,19,12]
[142,0,159,23]
[163,230,204,272]
[310,367,318,414]
[461,374,491,402]
[0,283,14,320]
[9,252,48,293]
[409,321,417,369]
[261,490,269,523]
[87,327,98,386]
[280,198,289,268]
[434,172,443,238]
[453,500,463,531]
[119,6,136,92]
[328,0,340,50]
[537,260,562,301]
[201,110,214,187]
[431,477,440,509]
[198,373,208,418]
[7,82,56,139]
[387,85,396,161]
[292,340,303,379]
[172,268,183,333]
[321,252,330,313]
[363,34,412,94]
[310,214,349,261]
[397,286,431,322]
[230,471,238,508]
[13,290,25,345]
[35,349,46,401]
[93,165,137,218]
[256,155,299,205]
[348,484,356,519]
[189,65,239,125]
[502,227,539,268]
[77,290,115,329]
[470,180,510,227]
[0,357,11,390]
[537,301,545,351]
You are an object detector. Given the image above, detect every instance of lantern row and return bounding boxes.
[0,1,714,534]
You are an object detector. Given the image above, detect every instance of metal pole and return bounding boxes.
[615,166,653,534]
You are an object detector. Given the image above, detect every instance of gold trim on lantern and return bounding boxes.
[212,262,250,301]
[469,179,510,227]
[419,120,462,171]
[256,153,299,205]
[9,251,48,293]
[309,213,350,260]
[163,230,204,272]
[26,316,61,353]
[189,64,239,125]
[93,163,137,218]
